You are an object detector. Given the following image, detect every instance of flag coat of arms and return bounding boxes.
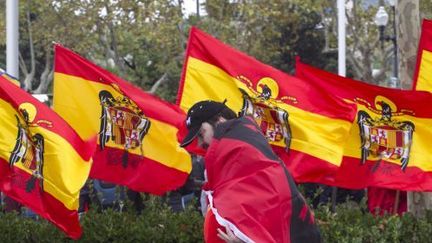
[0,73,95,239]
[296,61,432,191]
[177,27,357,184]
[53,45,191,195]
[413,19,432,92]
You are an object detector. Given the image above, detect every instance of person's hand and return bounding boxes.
[217,226,243,243]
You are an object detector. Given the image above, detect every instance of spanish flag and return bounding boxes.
[53,44,191,195]
[1,71,20,86]
[296,61,432,191]
[0,74,95,239]
[413,19,432,92]
[177,27,357,184]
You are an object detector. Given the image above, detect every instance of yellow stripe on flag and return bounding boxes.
[416,50,432,92]
[53,73,190,173]
[387,130,396,148]
[183,57,352,166]
[0,99,90,210]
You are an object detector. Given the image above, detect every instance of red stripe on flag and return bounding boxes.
[0,159,82,239]
[296,61,432,118]
[413,19,432,89]
[273,146,339,185]
[396,131,403,147]
[334,156,432,191]
[90,147,189,195]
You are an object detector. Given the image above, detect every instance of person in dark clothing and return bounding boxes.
[78,181,91,214]
[302,183,365,209]
[79,180,144,215]
[180,100,321,243]
[318,186,364,206]
[91,179,126,212]
[126,189,145,214]
[167,155,205,212]
[2,195,22,213]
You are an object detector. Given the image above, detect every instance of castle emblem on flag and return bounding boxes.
[98,85,151,168]
[357,96,415,171]
[9,103,50,192]
[237,76,296,152]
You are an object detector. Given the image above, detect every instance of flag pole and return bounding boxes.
[331,0,346,213]
[337,0,346,77]
[4,0,20,210]
[6,0,19,79]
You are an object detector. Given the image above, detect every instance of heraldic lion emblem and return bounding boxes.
[357,97,415,171]
[98,88,151,168]
[237,76,294,152]
[9,103,46,193]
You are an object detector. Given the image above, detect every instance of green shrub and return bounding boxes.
[316,202,432,243]
[1,197,432,242]
[0,196,203,243]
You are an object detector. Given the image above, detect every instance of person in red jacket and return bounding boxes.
[180,100,321,243]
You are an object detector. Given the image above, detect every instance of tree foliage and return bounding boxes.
[201,0,327,73]
[421,0,432,19]
[1,0,186,100]
[0,0,431,100]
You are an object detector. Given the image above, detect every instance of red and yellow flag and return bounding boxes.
[296,61,432,191]
[53,45,191,195]
[413,19,432,92]
[177,27,357,185]
[0,74,95,239]
[1,71,20,86]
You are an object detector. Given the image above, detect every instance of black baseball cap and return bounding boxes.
[180,100,228,147]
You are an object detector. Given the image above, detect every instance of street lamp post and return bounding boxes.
[374,0,402,214]
[375,1,398,87]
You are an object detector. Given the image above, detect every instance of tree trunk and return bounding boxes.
[21,0,36,91]
[34,48,52,94]
[149,73,168,94]
[408,192,432,217]
[104,2,126,76]
[396,0,420,89]
[397,0,431,217]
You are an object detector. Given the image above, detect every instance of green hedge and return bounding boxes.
[316,203,432,243]
[1,197,432,242]
[0,197,203,243]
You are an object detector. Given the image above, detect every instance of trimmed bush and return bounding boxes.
[1,196,432,242]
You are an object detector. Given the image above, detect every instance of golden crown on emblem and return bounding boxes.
[107,95,142,115]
